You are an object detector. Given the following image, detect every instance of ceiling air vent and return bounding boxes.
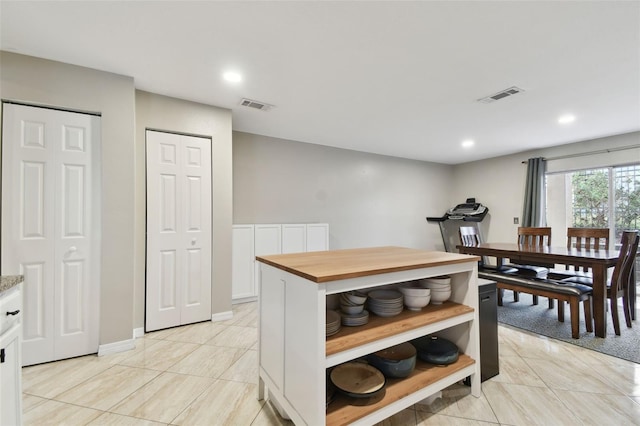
[240,98,274,111]
[477,86,525,104]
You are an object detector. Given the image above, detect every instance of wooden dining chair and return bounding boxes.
[458,226,517,273]
[517,226,552,246]
[508,227,553,306]
[548,228,610,280]
[563,230,639,335]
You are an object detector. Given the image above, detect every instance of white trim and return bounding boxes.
[133,327,144,339]
[97,338,135,357]
[211,310,233,322]
[232,296,257,304]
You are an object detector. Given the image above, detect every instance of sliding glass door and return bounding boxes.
[547,164,640,247]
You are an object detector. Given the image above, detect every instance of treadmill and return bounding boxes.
[426,198,489,253]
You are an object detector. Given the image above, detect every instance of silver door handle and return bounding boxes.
[69,246,77,252]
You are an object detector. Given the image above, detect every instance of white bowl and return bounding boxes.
[344,291,367,305]
[430,290,451,304]
[403,294,431,311]
[341,304,364,315]
[398,286,431,297]
[424,275,451,285]
[424,282,451,291]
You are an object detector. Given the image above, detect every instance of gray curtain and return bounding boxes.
[522,157,546,227]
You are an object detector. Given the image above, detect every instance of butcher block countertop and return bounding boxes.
[256,246,480,283]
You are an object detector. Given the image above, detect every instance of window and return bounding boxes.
[546,163,640,246]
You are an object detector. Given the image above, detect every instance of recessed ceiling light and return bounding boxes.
[223,71,242,83]
[558,114,576,124]
[461,139,475,148]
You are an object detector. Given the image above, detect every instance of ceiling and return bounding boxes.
[1,1,639,164]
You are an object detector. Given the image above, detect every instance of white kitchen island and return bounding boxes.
[256,246,481,426]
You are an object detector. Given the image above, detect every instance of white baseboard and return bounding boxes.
[133,327,144,339]
[211,310,233,322]
[232,296,258,304]
[98,338,135,357]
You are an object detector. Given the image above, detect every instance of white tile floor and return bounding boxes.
[21,301,640,425]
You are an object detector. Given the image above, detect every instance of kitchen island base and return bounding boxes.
[256,246,481,425]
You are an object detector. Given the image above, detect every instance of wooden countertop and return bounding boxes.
[256,246,479,283]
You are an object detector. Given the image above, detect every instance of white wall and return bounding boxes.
[452,131,640,243]
[233,132,454,251]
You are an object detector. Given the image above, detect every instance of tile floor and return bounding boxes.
[21,301,640,425]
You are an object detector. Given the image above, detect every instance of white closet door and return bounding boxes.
[146,131,211,331]
[2,103,100,366]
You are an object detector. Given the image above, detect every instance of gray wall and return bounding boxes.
[0,52,136,345]
[451,131,640,243]
[233,132,454,251]
[135,91,233,327]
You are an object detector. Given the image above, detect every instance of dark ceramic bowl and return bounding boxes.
[410,335,459,365]
[367,342,417,378]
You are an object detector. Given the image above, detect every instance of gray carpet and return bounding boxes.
[497,291,640,364]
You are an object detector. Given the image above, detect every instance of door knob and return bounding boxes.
[69,246,77,252]
[191,239,196,245]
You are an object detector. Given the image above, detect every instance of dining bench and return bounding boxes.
[477,269,593,339]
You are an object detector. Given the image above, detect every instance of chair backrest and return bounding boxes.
[458,226,492,267]
[459,226,481,247]
[610,230,640,299]
[566,228,610,272]
[517,227,551,247]
[567,228,610,250]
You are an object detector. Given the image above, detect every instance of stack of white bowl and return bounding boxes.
[398,281,431,311]
[340,291,368,317]
[422,276,452,304]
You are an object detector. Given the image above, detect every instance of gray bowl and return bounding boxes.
[367,342,417,378]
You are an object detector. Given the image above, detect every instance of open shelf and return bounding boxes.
[326,302,474,356]
[326,354,475,426]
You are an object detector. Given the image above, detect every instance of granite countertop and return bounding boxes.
[0,275,24,293]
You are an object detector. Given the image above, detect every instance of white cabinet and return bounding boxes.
[231,225,256,300]
[281,224,306,254]
[256,247,480,426]
[232,223,329,302]
[1,283,23,426]
[306,223,329,252]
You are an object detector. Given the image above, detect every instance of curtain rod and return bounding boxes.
[521,143,640,163]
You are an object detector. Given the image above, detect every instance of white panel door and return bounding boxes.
[282,224,306,254]
[306,223,329,252]
[146,131,211,331]
[1,103,100,366]
[232,225,255,300]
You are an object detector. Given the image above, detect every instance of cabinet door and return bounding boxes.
[282,224,306,254]
[255,225,282,257]
[306,223,329,252]
[254,225,282,298]
[0,325,22,426]
[232,225,255,300]
[258,266,285,392]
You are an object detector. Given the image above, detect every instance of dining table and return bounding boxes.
[456,242,620,338]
